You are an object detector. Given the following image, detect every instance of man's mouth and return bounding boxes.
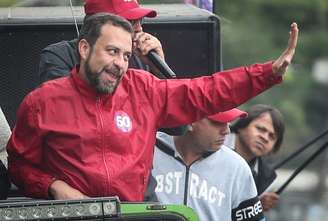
[103,67,121,82]
[255,141,265,151]
[215,139,225,146]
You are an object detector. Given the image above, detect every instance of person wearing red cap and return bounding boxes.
[7,13,298,201]
[84,0,157,19]
[39,0,164,83]
[151,109,265,221]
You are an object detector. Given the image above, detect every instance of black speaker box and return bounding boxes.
[0,4,221,127]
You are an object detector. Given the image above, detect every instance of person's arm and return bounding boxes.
[38,40,79,83]
[6,94,84,199]
[7,95,53,198]
[149,23,298,128]
[49,180,87,200]
[148,61,278,129]
[272,22,298,76]
[259,192,280,211]
[232,157,265,221]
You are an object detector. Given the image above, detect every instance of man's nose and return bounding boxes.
[260,132,269,142]
[220,124,230,136]
[113,55,125,69]
[133,22,143,33]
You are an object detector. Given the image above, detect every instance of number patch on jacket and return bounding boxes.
[115,111,132,132]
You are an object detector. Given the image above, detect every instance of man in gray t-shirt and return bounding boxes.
[152,109,265,221]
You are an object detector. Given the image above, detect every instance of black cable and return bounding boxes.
[275,141,328,194]
[274,128,328,169]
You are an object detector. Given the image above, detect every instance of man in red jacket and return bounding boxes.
[7,13,298,201]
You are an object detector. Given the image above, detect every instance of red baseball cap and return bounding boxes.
[84,0,157,20]
[208,108,247,123]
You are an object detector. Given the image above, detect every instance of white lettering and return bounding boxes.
[189,173,200,198]
[189,172,226,206]
[235,200,263,221]
[217,191,226,206]
[254,201,263,214]
[174,172,182,194]
[198,179,208,201]
[164,172,173,193]
[236,210,243,221]
[242,208,248,219]
[247,206,255,217]
[155,172,183,195]
[208,186,217,203]
[156,171,227,207]
[155,175,164,192]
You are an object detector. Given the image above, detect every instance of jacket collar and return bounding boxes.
[253,157,277,194]
[70,65,113,100]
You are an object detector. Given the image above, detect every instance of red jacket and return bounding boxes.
[7,62,280,201]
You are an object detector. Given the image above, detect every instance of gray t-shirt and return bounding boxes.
[0,108,10,167]
[152,132,264,221]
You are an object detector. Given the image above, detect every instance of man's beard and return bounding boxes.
[84,55,122,94]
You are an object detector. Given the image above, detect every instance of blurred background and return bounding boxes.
[1,0,328,220]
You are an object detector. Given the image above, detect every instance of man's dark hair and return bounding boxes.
[230,104,285,153]
[78,12,133,50]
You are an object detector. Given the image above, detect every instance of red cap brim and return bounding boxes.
[208,108,248,123]
[119,7,157,20]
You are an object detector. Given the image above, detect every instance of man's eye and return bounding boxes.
[107,48,118,55]
[256,126,265,132]
[124,53,132,61]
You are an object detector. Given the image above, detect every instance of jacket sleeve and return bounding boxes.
[151,61,281,128]
[7,94,54,199]
[231,160,265,221]
[38,40,78,83]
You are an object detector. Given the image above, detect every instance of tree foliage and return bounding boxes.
[215,0,328,164]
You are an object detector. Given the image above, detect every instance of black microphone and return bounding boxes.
[147,50,176,79]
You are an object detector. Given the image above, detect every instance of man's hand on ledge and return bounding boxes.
[49,180,88,200]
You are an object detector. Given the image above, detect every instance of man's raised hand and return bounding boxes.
[272,22,299,76]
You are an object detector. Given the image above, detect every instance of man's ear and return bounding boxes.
[78,39,90,61]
